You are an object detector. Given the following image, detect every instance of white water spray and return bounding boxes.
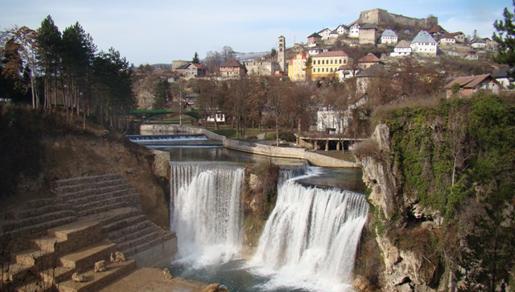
[250,172,369,292]
[171,162,244,266]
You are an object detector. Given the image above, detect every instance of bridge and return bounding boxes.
[295,134,366,152]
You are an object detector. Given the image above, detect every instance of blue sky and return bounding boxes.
[0,0,511,65]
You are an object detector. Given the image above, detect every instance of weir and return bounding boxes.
[170,162,244,265]
[251,177,369,291]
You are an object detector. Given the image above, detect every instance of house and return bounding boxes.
[288,52,309,82]
[175,63,207,79]
[307,33,322,47]
[380,29,398,45]
[464,50,479,60]
[452,32,466,43]
[206,112,226,123]
[244,59,278,76]
[428,24,446,38]
[328,29,340,39]
[311,50,350,80]
[171,60,190,71]
[349,23,360,38]
[335,24,349,36]
[439,33,456,46]
[319,28,332,40]
[390,40,412,57]
[410,30,438,56]
[316,94,368,134]
[444,74,501,98]
[337,64,359,82]
[308,46,328,56]
[355,63,386,94]
[357,53,381,69]
[220,59,246,79]
[359,24,378,45]
[470,38,487,49]
[491,66,513,89]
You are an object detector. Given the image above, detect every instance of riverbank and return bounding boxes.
[140,124,358,168]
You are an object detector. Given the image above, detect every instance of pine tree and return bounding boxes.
[192,52,200,64]
[493,1,515,71]
[37,15,62,110]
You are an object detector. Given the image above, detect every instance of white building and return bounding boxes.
[410,30,438,56]
[319,28,332,40]
[349,23,360,38]
[471,39,487,49]
[380,29,398,45]
[337,66,359,82]
[316,95,368,134]
[206,112,226,123]
[335,24,349,36]
[439,34,456,46]
[328,29,340,39]
[390,40,412,57]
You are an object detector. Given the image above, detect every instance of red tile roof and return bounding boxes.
[444,74,494,89]
[221,59,242,68]
[358,53,380,63]
[313,50,348,58]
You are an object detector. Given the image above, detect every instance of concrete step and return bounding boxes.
[15,278,53,292]
[56,174,121,188]
[15,249,55,268]
[77,196,139,217]
[49,220,102,242]
[104,215,146,236]
[60,241,115,273]
[40,266,74,285]
[116,229,164,253]
[2,210,76,233]
[56,178,126,194]
[57,260,136,292]
[66,188,131,207]
[15,202,69,219]
[123,233,172,257]
[101,210,144,233]
[23,198,60,209]
[108,220,152,242]
[2,216,77,245]
[1,262,32,284]
[63,185,130,204]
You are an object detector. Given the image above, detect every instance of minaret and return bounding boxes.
[278,35,286,72]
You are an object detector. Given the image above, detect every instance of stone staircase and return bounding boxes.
[0,173,175,291]
[1,220,135,292]
[55,174,175,257]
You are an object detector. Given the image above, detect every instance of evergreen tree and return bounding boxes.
[493,1,515,71]
[37,15,62,110]
[192,52,200,64]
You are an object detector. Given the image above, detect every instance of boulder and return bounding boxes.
[72,272,87,282]
[202,283,229,292]
[162,268,173,280]
[94,260,107,273]
[110,251,126,263]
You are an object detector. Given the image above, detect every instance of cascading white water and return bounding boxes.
[250,176,369,292]
[171,162,244,266]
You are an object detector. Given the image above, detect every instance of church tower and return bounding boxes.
[278,35,286,72]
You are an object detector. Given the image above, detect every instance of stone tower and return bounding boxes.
[278,35,286,72]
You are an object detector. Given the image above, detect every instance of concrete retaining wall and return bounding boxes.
[140,124,357,168]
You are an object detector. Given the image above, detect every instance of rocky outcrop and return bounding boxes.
[356,124,444,292]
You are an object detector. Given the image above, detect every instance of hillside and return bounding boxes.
[353,94,514,291]
[0,105,169,228]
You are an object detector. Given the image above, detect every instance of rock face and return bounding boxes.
[356,124,443,292]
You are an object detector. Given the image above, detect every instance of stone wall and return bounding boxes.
[140,124,357,168]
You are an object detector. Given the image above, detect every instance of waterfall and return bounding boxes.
[250,179,369,292]
[170,162,244,266]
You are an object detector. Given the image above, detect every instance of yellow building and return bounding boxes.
[311,51,349,80]
[288,52,308,81]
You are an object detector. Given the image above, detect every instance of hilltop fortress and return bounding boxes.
[358,8,438,28]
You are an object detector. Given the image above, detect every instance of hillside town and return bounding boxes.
[133,8,511,140]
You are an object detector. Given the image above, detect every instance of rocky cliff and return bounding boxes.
[354,95,514,291]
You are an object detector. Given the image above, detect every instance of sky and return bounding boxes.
[0,0,511,65]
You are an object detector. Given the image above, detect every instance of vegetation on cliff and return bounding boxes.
[357,94,514,291]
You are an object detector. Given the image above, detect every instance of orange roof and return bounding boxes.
[313,50,348,58]
[444,74,494,89]
[358,53,380,63]
[221,59,242,68]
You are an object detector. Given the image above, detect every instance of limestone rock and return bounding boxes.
[249,174,259,190]
[152,150,171,179]
[162,268,173,280]
[353,275,372,291]
[111,251,126,263]
[72,272,87,282]
[202,283,229,292]
[94,260,107,273]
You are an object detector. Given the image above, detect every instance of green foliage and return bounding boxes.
[185,109,200,120]
[213,128,237,138]
[493,1,515,70]
[153,79,169,109]
[385,94,514,218]
[192,52,200,64]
